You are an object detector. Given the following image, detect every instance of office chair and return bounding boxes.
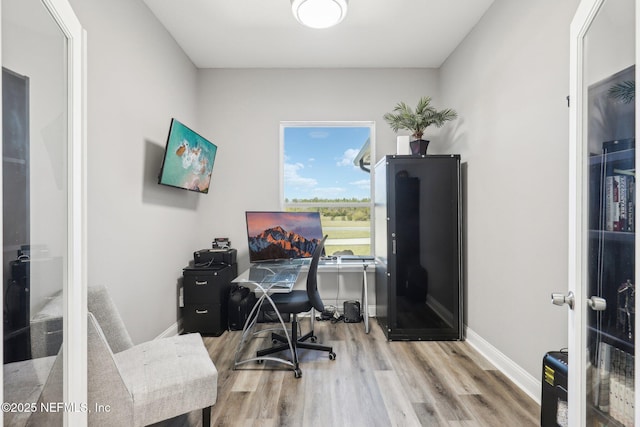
[256,235,336,378]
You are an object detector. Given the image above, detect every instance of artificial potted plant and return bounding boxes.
[383,96,458,155]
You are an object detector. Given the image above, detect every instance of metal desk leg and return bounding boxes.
[233,284,296,371]
[362,264,369,334]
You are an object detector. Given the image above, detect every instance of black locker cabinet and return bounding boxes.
[182,263,236,336]
[374,155,463,341]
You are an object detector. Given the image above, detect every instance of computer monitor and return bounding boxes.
[246,211,324,262]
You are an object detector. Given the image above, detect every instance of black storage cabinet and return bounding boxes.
[182,263,236,336]
[374,155,463,340]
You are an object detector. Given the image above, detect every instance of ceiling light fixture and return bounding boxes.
[291,0,348,29]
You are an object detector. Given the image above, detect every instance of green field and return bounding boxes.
[286,207,372,255]
[325,245,370,256]
[321,216,371,255]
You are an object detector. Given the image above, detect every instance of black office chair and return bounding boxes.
[256,235,336,378]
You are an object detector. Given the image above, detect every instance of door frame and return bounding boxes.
[0,0,87,425]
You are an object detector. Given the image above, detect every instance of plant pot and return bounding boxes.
[410,139,430,156]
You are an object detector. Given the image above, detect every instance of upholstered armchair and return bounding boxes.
[4,286,218,426]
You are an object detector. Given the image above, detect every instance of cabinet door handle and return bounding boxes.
[195,309,208,314]
[195,280,208,286]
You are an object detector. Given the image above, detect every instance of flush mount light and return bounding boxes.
[291,0,348,29]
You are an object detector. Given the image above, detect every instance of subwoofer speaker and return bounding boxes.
[343,300,362,323]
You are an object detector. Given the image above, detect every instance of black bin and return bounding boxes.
[541,351,568,427]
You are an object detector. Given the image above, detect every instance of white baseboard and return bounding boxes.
[465,327,541,405]
[156,321,180,339]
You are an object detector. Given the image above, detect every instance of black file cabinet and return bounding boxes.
[182,263,237,336]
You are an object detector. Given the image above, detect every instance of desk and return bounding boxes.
[233,259,308,291]
[232,259,309,371]
[316,257,375,333]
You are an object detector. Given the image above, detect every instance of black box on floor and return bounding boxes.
[344,300,362,323]
[194,248,237,267]
[228,286,257,331]
[541,351,568,427]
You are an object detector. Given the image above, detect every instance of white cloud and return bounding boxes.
[336,148,360,167]
[284,162,317,188]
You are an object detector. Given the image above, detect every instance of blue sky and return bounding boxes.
[283,126,371,201]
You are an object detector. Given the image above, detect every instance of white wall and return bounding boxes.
[438,0,579,390]
[195,68,441,271]
[68,0,201,343]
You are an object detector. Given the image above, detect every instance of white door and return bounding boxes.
[567,0,638,425]
[0,0,86,425]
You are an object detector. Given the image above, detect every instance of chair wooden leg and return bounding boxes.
[202,405,211,427]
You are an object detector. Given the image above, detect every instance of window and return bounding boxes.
[280,122,374,256]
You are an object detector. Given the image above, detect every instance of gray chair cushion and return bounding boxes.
[114,332,218,426]
[30,292,63,359]
[3,356,57,427]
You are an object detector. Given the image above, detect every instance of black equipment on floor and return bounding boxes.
[541,350,568,427]
[227,285,257,331]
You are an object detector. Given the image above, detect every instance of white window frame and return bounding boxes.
[279,121,376,254]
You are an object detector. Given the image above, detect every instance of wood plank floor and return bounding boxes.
[154,320,540,427]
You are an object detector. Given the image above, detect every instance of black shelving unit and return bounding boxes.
[587,145,635,424]
[374,155,463,341]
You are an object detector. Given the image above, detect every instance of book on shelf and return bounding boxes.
[596,342,611,412]
[629,178,635,232]
[605,173,635,232]
[617,175,627,231]
[594,344,635,424]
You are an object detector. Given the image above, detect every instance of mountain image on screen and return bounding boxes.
[248,226,319,261]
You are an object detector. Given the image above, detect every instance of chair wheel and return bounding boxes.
[310,336,317,343]
[272,339,279,344]
[294,368,302,378]
[257,359,264,364]
[329,352,336,360]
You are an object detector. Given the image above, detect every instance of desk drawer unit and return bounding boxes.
[183,304,227,335]
[182,263,236,336]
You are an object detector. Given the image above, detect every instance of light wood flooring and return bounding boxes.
[155,319,540,427]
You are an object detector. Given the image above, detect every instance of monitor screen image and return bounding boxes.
[246,211,324,262]
[158,118,217,194]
